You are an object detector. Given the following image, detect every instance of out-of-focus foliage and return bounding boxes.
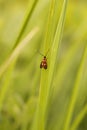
[0,0,87,130]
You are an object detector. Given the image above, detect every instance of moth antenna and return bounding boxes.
[45,47,50,56]
[38,51,44,57]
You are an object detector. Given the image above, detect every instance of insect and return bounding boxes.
[40,56,47,69]
[39,49,49,69]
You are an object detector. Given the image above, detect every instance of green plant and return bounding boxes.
[0,0,87,130]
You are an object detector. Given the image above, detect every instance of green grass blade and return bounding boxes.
[12,0,38,49]
[0,27,39,111]
[53,27,87,98]
[63,45,87,130]
[70,104,87,130]
[47,0,68,91]
[31,0,56,130]
[0,60,15,111]
[0,0,39,113]
[44,0,68,126]
[31,0,68,130]
[43,0,56,51]
[0,27,39,78]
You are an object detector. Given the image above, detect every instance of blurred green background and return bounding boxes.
[0,0,87,130]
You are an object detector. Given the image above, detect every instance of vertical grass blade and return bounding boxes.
[70,104,87,130]
[44,0,56,50]
[12,0,38,49]
[63,45,87,130]
[31,0,68,130]
[31,0,56,130]
[0,61,15,111]
[47,0,68,95]
[53,21,87,98]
